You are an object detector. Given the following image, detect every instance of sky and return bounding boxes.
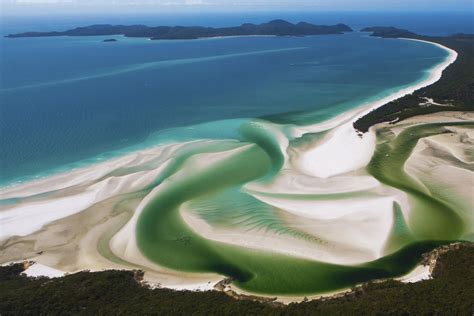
[2,0,473,15]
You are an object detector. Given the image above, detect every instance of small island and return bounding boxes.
[102,38,118,42]
[360,26,419,38]
[4,20,353,40]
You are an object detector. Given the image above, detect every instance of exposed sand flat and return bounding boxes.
[0,142,188,199]
[110,144,258,266]
[1,114,463,295]
[0,39,467,300]
[0,186,224,289]
[245,170,380,195]
[0,139,242,241]
[382,111,474,136]
[240,148,411,263]
[293,123,377,178]
[184,212,370,265]
[0,158,172,240]
[250,191,395,221]
[182,161,411,264]
[397,265,432,283]
[0,139,242,289]
[404,125,474,234]
[8,260,219,290]
[291,39,457,178]
[23,262,65,278]
[182,198,394,264]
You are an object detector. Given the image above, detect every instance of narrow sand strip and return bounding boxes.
[397,265,432,283]
[291,39,457,178]
[23,263,65,278]
[0,39,463,299]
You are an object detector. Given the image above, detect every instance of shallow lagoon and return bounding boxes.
[2,26,469,297]
[0,32,447,185]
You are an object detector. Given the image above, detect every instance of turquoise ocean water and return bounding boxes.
[0,13,467,186]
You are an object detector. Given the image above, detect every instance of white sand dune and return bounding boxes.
[0,38,466,300]
[110,144,256,267]
[181,207,388,264]
[0,154,173,241]
[244,172,409,263]
[293,123,376,178]
[0,140,239,241]
[0,142,187,199]
[404,124,474,235]
[22,262,65,278]
[397,264,432,283]
[245,171,380,195]
[290,39,457,178]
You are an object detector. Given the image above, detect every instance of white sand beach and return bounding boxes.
[0,37,471,302]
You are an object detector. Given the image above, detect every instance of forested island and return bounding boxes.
[4,20,352,40]
[354,27,474,132]
[361,26,419,38]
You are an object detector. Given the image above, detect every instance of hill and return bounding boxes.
[5,20,352,40]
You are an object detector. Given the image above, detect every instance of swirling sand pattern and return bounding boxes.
[0,38,472,297]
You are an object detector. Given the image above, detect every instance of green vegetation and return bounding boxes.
[354,32,474,132]
[1,244,472,315]
[5,20,352,40]
[361,26,418,38]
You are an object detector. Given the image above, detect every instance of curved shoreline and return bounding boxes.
[291,38,457,178]
[0,34,454,191]
[0,37,456,192]
[0,37,465,301]
[110,38,461,296]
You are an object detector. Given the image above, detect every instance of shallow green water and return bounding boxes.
[369,122,473,241]
[135,122,470,294]
[1,16,471,297]
[1,32,449,186]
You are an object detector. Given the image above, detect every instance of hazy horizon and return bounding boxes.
[1,0,473,16]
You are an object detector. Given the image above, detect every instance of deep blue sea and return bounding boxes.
[0,12,472,186]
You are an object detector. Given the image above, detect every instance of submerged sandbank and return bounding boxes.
[0,38,470,300]
[291,38,457,178]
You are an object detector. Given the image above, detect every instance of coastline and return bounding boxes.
[0,37,468,302]
[0,34,455,190]
[2,242,472,314]
[291,37,457,178]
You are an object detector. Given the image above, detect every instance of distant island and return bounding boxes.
[5,20,352,40]
[360,26,419,38]
[102,38,117,42]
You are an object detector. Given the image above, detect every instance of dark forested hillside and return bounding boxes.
[1,243,472,315]
[5,20,352,40]
[354,30,474,132]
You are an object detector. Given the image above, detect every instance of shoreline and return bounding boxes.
[0,37,465,301]
[6,242,471,306]
[0,35,456,190]
[107,38,462,299]
[291,37,457,178]
[1,37,456,191]
[2,242,472,314]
